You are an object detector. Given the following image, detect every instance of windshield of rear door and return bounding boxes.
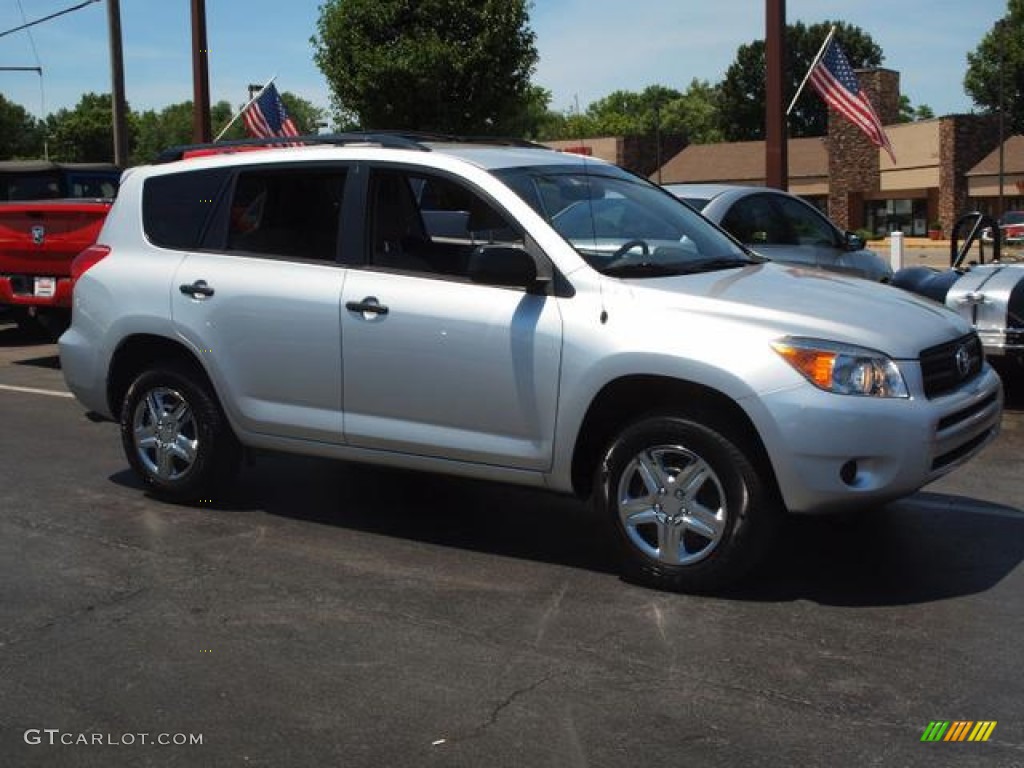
[494,164,754,278]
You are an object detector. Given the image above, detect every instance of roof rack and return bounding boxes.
[154,131,553,164]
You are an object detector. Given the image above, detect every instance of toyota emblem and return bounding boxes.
[955,345,971,377]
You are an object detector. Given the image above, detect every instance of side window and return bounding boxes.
[720,194,793,245]
[226,167,346,262]
[143,169,231,249]
[775,195,838,247]
[366,168,524,280]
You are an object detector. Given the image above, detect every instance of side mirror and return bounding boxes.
[845,231,866,251]
[467,244,550,293]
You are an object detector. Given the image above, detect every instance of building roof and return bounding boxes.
[966,134,1024,176]
[654,137,828,184]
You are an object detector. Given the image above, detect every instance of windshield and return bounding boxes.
[495,165,754,277]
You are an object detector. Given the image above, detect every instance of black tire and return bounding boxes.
[120,363,241,502]
[595,415,780,593]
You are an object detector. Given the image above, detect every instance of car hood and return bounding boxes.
[617,262,971,359]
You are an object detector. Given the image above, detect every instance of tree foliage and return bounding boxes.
[964,0,1024,133]
[897,95,934,123]
[536,81,723,144]
[718,21,883,141]
[278,92,327,135]
[0,94,43,159]
[45,93,125,163]
[312,0,538,134]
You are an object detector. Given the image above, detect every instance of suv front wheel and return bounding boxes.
[595,415,779,593]
[120,364,241,501]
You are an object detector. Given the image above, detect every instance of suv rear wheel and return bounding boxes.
[120,364,241,501]
[595,415,779,593]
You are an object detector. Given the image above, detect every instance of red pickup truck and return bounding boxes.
[0,161,121,335]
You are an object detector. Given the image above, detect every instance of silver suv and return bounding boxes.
[59,134,1003,592]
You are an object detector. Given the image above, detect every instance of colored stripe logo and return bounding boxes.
[921,721,996,742]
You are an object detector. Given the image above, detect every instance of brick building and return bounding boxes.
[649,68,1020,237]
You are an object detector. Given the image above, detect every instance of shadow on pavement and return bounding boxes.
[111,453,621,577]
[110,449,1022,604]
[0,321,56,348]
[725,493,1023,606]
[12,354,60,370]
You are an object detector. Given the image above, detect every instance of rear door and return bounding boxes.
[167,164,351,443]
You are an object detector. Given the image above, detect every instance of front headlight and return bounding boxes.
[772,337,909,398]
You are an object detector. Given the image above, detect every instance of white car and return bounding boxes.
[665,183,893,282]
[59,134,1002,592]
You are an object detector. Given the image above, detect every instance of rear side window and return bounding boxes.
[143,169,231,249]
[225,167,346,262]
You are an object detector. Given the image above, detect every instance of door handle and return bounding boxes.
[179,280,215,298]
[345,296,389,316]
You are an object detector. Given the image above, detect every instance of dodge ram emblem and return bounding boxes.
[31,225,45,246]
[955,345,971,377]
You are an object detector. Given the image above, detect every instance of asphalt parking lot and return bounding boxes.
[0,314,1022,767]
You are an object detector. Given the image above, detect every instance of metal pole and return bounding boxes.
[106,0,129,166]
[997,18,1005,219]
[191,0,212,143]
[765,0,788,190]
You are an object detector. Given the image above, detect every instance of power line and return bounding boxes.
[0,0,100,40]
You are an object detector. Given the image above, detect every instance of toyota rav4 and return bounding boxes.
[59,133,1003,592]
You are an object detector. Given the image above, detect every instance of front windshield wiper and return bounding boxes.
[600,262,684,278]
[676,257,758,274]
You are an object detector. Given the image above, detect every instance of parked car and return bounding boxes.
[981,210,1024,245]
[0,161,120,334]
[59,134,1001,593]
[665,183,892,282]
[892,212,1024,363]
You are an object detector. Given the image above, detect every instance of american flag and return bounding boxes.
[809,36,896,163]
[242,83,301,139]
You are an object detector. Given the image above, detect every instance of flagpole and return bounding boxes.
[787,26,836,116]
[213,74,277,142]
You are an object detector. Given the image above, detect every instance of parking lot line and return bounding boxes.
[0,383,74,399]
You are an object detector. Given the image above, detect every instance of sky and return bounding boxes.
[0,0,1009,126]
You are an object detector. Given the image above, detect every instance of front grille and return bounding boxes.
[936,392,998,432]
[920,333,983,399]
[932,429,994,472]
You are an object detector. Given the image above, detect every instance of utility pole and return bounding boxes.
[191,0,212,143]
[765,0,788,190]
[107,0,128,165]
[997,17,1006,219]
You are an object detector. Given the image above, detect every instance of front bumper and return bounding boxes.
[753,365,1003,514]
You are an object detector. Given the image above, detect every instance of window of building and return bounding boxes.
[864,198,928,237]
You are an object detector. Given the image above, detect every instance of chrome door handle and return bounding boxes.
[179,280,215,298]
[345,296,389,316]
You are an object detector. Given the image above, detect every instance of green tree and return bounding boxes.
[659,80,724,144]
[44,93,128,163]
[312,0,538,134]
[897,95,934,123]
[130,101,242,164]
[0,95,43,159]
[535,81,722,144]
[278,92,327,134]
[718,21,883,141]
[964,0,1024,133]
